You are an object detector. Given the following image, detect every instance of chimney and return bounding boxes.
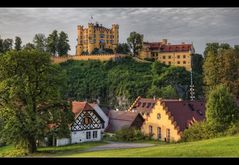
[160,39,167,45]
[182,42,185,44]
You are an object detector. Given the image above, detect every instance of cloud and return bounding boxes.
[0,8,239,54]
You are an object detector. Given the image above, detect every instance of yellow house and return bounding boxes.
[76,22,119,55]
[139,39,195,71]
[128,97,205,142]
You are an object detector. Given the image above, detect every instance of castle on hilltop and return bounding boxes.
[76,22,119,55]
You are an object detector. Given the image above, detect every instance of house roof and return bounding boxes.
[143,42,192,52]
[129,97,158,113]
[105,110,141,132]
[160,99,205,132]
[72,101,94,117]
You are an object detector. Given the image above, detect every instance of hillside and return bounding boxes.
[59,57,203,109]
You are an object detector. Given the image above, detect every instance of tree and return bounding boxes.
[203,43,219,57]
[33,33,47,52]
[47,30,58,56]
[127,32,143,56]
[159,85,178,99]
[14,36,22,51]
[2,38,13,52]
[206,85,239,130]
[0,37,3,54]
[23,42,35,50]
[115,43,130,54]
[192,54,203,75]
[0,50,74,154]
[57,31,70,56]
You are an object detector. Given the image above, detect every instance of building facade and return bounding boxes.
[56,101,109,146]
[76,23,119,55]
[139,39,195,71]
[128,97,205,142]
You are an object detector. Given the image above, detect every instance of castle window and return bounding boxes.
[177,55,180,59]
[177,61,180,64]
[163,56,166,59]
[100,34,104,38]
[183,61,186,64]
[168,56,171,59]
[168,61,171,65]
[183,55,186,58]
[157,113,161,120]
[110,40,113,43]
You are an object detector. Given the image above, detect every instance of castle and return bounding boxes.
[76,22,119,55]
[139,39,195,71]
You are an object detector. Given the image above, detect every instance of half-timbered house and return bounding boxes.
[56,101,108,146]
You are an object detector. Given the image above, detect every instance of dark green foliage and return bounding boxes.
[47,30,58,56]
[91,48,99,54]
[57,31,71,56]
[2,38,13,52]
[23,43,35,50]
[91,48,114,54]
[206,84,239,129]
[14,36,22,51]
[60,57,203,109]
[127,32,143,56]
[0,50,74,154]
[114,127,147,142]
[192,54,203,74]
[144,58,155,62]
[81,51,89,55]
[115,43,130,54]
[33,33,47,52]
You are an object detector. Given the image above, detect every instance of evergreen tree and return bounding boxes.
[14,36,22,51]
[23,42,35,50]
[2,38,13,52]
[33,33,47,52]
[47,30,58,56]
[57,31,70,56]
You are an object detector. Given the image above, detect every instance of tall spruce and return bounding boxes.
[14,36,22,51]
[57,31,70,56]
[47,30,58,56]
[33,33,47,52]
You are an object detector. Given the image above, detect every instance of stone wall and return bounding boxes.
[51,54,128,64]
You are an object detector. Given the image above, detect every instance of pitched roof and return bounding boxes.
[129,97,158,113]
[143,42,192,52]
[160,99,206,132]
[72,101,94,117]
[105,110,141,132]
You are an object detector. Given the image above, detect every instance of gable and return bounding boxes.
[71,109,105,131]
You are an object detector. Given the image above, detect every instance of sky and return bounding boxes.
[0,8,239,55]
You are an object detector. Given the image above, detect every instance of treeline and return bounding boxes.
[0,30,70,56]
[60,57,203,109]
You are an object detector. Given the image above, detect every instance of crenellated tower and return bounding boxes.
[112,24,119,52]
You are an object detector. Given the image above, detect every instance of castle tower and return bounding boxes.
[88,23,95,54]
[112,24,119,52]
[76,25,84,55]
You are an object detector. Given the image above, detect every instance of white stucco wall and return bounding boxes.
[56,138,70,146]
[71,129,102,144]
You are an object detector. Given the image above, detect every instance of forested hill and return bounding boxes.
[59,57,203,110]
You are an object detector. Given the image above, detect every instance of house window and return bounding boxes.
[146,103,151,108]
[163,56,166,59]
[183,61,186,64]
[166,129,170,142]
[83,117,92,125]
[168,56,171,59]
[157,113,161,120]
[183,55,186,58]
[177,61,180,64]
[149,125,153,135]
[93,131,98,138]
[142,102,146,107]
[157,127,161,139]
[177,55,180,59]
[86,131,91,139]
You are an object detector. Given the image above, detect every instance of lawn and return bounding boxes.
[1,135,239,157]
[68,135,239,157]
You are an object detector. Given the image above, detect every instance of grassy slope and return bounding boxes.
[67,135,239,157]
[1,135,239,157]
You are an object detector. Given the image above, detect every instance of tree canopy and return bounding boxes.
[0,50,74,154]
[127,32,143,56]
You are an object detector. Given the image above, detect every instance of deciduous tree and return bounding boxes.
[127,32,143,57]
[14,36,22,51]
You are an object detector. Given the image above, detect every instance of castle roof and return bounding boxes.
[143,42,193,52]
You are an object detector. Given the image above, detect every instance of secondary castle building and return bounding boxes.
[139,39,195,71]
[128,97,205,142]
[76,22,119,55]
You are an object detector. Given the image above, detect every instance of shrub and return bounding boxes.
[114,127,147,142]
[144,58,155,62]
[2,148,27,157]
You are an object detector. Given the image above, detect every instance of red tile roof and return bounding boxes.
[72,101,94,117]
[143,42,192,52]
[129,97,158,113]
[161,99,205,132]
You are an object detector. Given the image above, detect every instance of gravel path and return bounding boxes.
[86,141,155,152]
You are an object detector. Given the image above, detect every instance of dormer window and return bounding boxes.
[146,103,151,108]
[142,103,146,107]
